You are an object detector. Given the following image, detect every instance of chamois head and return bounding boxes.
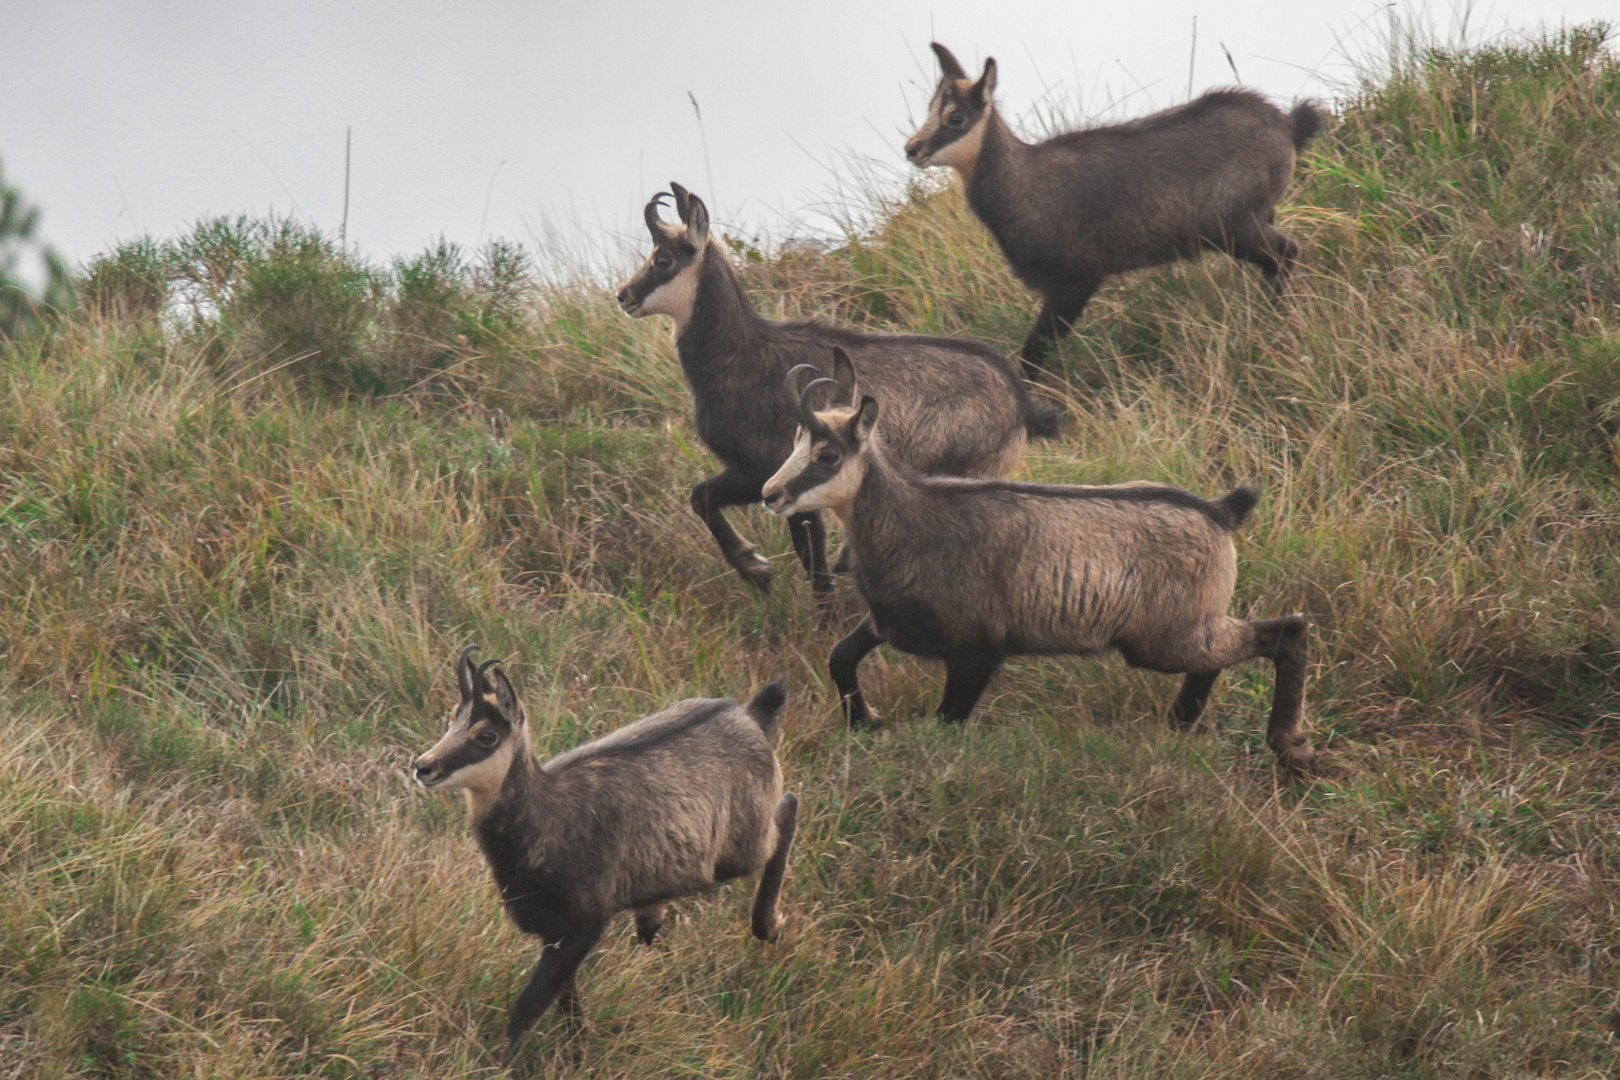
[414,646,527,808]
[905,42,997,173]
[762,347,877,517]
[617,182,713,325]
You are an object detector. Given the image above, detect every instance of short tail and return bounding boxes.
[1289,101,1328,152]
[1023,397,1066,441]
[746,678,788,744]
[1214,485,1262,530]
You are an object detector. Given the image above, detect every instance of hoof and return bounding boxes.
[732,550,774,593]
[635,922,662,946]
[1277,743,1318,776]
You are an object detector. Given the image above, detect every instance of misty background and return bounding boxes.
[4,0,1613,282]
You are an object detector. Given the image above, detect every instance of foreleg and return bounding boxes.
[829,616,885,729]
[1018,276,1101,378]
[786,511,833,597]
[937,650,1004,723]
[691,470,773,593]
[499,920,607,1067]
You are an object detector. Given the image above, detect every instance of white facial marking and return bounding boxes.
[763,428,815,515]
[922,108,990,177]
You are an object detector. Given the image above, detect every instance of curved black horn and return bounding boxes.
[475,657,504,682]
[801,377,839,411]
[785,363,821,393]
[644,192,673,239]
[785,368,831,434]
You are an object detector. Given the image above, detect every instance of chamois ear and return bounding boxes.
[852,395,880,444]
[670,181,693,223]
[829,346,859,406]
[931,41,967,80]
[970,57,997,104]
[486,664,525,726]
[457,644,479,701]
[685,191,710,250]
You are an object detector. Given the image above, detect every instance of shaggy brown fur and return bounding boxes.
[413,647,798,1066]
[762,353,1314,772]
[617,183,1061,597]
[906,42,1327,376]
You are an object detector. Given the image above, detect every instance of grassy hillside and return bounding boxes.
[4,23,1620,1080]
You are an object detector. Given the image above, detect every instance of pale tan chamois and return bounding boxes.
[617,182,1062,598]
[761,350,1315,773]
[906,42,1327,377]
[413,647,798,1066]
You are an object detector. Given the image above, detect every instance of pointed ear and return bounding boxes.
[931,42,967,80]
[670,181,693,223]
[457,645,479,701]
[970,58,997,104]
[851,395,879,444]
[487,665,525,726]
[686,191,710,250]
[829,346,858,406]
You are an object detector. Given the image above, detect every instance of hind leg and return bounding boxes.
[751,794,799,942]
[1139,615,1314,773]
[1226,224,1299,300]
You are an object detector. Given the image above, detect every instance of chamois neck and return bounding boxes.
[465,728,544,825]
[844,439,917,541]
[675,245,767,373]
[964,109,1029,197]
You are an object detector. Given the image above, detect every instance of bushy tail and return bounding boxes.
[1290,101,1328,152]
[746,678,788,744]
[1214,485,1262,531]
[1023,397,1066,440]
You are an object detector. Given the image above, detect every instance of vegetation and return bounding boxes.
[3,23,1619,1079]
[0,158,72,338]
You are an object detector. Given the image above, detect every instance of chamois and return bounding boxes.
[617,182,1062,597]
[761,351,1315,773]
[906,42,1328,377]
[413,647,798,1066]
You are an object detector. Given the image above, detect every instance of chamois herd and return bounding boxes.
[414,43,1326,1066]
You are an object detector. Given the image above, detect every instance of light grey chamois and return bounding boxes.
[761,350,1315,773]
[413,647,798,1066]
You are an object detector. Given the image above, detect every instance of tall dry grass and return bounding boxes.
[3,22,1619,1079]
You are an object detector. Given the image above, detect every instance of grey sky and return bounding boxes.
[4,0,1612,277]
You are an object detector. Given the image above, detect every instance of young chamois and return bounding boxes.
[617,182,1062,597]
[761,350,1315,773]
[413,647,798,1066]
[906,43,1328,377]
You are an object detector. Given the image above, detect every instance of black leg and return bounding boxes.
[1018,277,1100,377]
[786,511,832,597]
[691,470,772,593]
[633,903,667,946]
[1251,616,1314,773]
[936,651,1003,722]
[751,793,798,942]
[500,920,607,1067]
[829,616,885,729]
[1171,670,1221,728]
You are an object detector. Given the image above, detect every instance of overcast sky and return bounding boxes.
[3,0,1613,280]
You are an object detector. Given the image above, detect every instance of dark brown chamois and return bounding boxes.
[617,182,1062,597]
[906,42,1327,377]
[761,352,1315,773]
[413,647,798,1066]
